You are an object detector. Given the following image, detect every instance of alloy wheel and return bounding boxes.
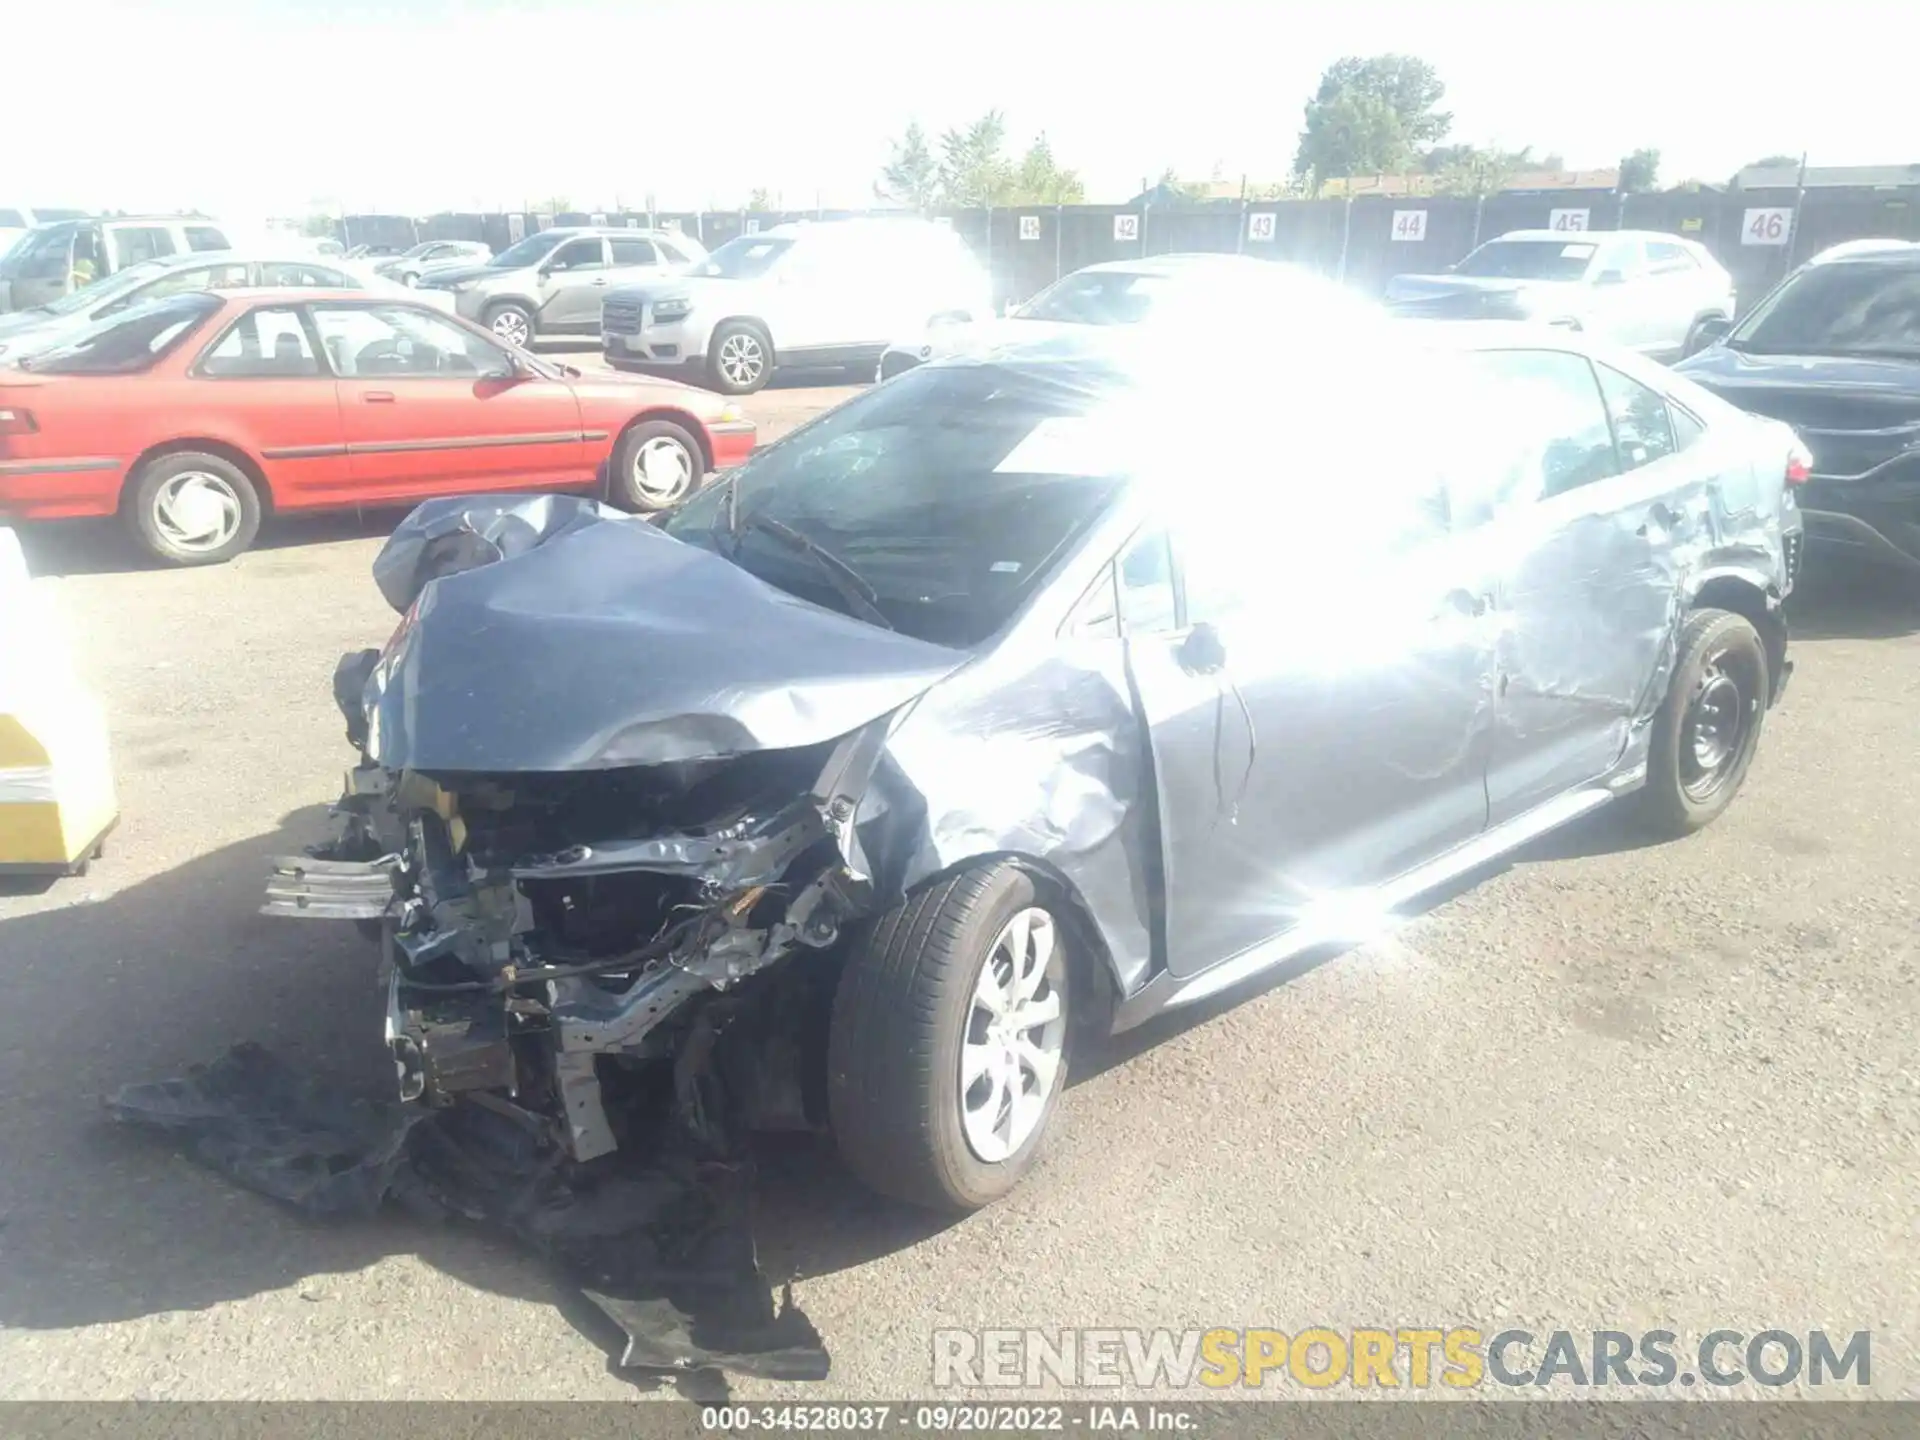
[718,332,766,389]
[491,309,531,347]
[959,906,1067,1163]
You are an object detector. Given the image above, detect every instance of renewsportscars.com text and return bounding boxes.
[932,1327,1872,1390]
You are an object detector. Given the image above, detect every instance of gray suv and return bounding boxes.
[417,226,707,347]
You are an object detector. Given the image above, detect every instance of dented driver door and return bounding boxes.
[1123,484,1498,982]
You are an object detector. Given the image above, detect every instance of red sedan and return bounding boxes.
[0,289,756,564]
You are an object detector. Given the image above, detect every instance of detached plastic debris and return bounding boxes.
[106,1044,828,1382]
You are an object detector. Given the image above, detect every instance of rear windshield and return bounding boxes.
[661,361,1128,646]
[16,292,220,374]
[1453,239,1596,282]
[1728,261,1920,359]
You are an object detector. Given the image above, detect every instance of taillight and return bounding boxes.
[1785,440,1812,486]
[0,406,36,435]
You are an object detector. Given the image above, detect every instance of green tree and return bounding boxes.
[1434,144,1535,196]
[1294,55,1451,190]
[876,122,939,210]
[746,188,773,211]
[1618,147,1661,193]
[301,213,337,239]
[878,113,1085,207]
[1009,134,1084,205]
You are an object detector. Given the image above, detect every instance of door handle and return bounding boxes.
[363,391,395,403]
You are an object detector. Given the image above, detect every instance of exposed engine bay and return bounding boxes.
[267,673,890,1169]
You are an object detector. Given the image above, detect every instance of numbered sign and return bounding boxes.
[1019,215,1041,241]
[1390,210,1428,242]
[507,213,526,243]
[1549,208,1590,232]
[1247,212,1277,243]
[1114,213,1140,242]
[533,213,554,232]
[589,213,608,226]
[744,217,762,235]
[1741,207,1793,246]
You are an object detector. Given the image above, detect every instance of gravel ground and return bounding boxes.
[1,379,1915,1401]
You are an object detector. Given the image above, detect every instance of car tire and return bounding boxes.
[485,301,535,349]
[611,418,705,512]
[828,863,1073,1212]
[1631,607,1769,837]
[401,271,419,288]
[707,320,772,395]
[126,451,263,566]
[1681,316,1722,359]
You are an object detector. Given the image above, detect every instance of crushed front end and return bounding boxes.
[265,690,888,1167]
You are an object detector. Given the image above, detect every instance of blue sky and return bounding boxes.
[12,0,1905,219]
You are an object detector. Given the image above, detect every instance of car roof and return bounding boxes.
[1487,228,1699,245]
[1076,252,1270,277]
[1808,239,1920,265]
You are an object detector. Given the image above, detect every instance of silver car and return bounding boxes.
[277,318,1802,1216]
[417,226,708,348]
[371,240,493,287]
[1385,229,1737,361]
[0,250,448,363]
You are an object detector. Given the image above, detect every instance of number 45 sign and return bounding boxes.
[1742,207,1793,246]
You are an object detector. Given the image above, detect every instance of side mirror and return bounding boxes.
[1178,622,1227,675]
[1687,317,1733,354]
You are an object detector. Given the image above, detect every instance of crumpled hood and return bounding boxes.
[362,496,969,774]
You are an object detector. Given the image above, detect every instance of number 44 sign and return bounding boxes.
[1742,207,1793,245]
[1390,210,1427,242]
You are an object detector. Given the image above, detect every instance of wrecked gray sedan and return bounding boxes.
[268,322,1805,1214]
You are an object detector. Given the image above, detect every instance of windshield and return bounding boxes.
[660,362,1128,646]
[16,292,219,374]
[34,259,173,316]
[0,224,73,280]
[1727,261,1920,359]
[1018,269,1177,325]
[488,232,568,268]
[693,236,794,279]
[1453,239,1597,282]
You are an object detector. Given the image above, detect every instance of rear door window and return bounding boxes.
[609,237,658,266]
[1467,350,1622,502]
[199,305,322,376]
[1594,363,1677,471]
[113,226,177,265]
[185,226,230,252]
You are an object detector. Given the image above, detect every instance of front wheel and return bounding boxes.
[1631,607,1769,837]
[485,301,534,349]
[401,271,419,288]
[708,320,771,395]
[126,451,263,565]
[829,864,1072,1211]
[611,418,704,512]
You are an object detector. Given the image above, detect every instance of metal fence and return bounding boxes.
[340,183,1920,314]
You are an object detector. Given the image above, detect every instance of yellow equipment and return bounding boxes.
[0,528,117,876]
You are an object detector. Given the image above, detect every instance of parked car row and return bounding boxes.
[0,214,238,312]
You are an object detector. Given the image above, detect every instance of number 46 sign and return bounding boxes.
[1741,207,1793,246]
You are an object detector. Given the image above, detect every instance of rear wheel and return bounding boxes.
[126,451,262,566]
[1632,607,1768,836]
[829,864,1072,1211]
[485,301,534,349]
[611,418,704,511]
[1681,316,1722,358]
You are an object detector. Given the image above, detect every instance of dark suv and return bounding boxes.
[1676,241,1920,572]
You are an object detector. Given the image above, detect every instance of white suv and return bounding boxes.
[601,218,992,394]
